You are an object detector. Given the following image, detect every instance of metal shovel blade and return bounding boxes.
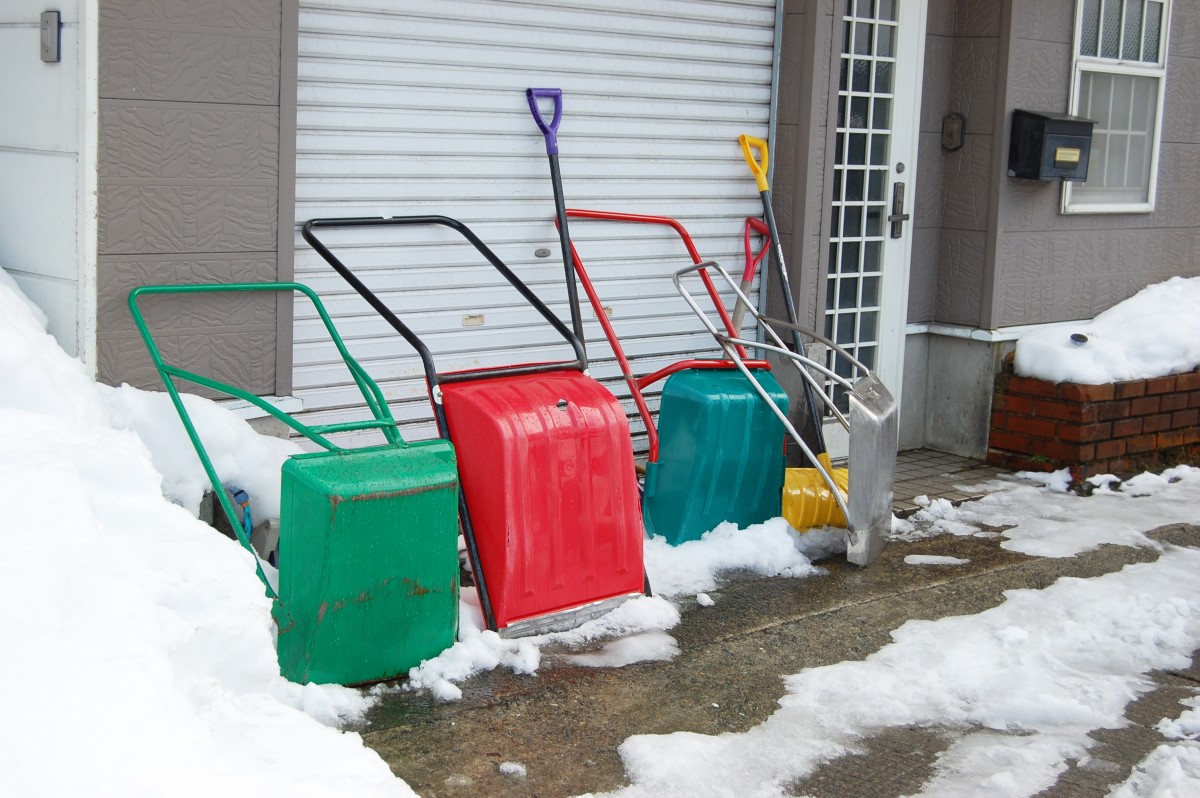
[845,373,899,566]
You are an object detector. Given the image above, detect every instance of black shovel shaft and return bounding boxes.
[758,189,830,456]
[527,88,587,353]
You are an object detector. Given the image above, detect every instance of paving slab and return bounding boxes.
[353,524,1200,798]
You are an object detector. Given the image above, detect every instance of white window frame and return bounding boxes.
[1062,0,1171,215]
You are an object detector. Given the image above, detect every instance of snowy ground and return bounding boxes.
[2,269,1200,798]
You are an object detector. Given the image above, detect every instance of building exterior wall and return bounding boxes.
[0,1,96,363]
[992,0,1200,328]
[95,0,294,394]
[912,0,1004,329]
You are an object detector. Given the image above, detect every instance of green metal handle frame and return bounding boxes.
[128,281,405,597]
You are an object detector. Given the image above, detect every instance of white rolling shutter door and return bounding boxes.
[293,0,778,450]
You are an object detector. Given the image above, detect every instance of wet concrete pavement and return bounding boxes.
[353,524,1200,798]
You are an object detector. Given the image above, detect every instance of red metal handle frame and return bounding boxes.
[636,359,772,391]
[563,209,765,463]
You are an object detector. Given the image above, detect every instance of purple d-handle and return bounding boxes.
[526,88,563,155]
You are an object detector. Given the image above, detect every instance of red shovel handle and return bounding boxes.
[743,217,771,283]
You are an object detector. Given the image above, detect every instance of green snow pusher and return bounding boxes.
[128,282,460,686]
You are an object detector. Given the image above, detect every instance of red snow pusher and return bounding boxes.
[302,215,649,637]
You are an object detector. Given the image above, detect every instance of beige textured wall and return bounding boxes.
[774,0,833,329]
[909,0,1003,327]
[95,0,288,393]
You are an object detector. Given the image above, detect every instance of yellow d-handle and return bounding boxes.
[739,134,770,193]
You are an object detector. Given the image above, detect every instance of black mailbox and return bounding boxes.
[1008,110,1095,182]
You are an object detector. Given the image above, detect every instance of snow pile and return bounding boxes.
[103,384,303,519]
[0,275,414,797]
[566,632,682,668]
[642,517,828,598]
[591,547,1200,798]
[405,517,835,701]
[406,591,682,701]
[1157,696,1200,742]
[1109,744,1200,798]
[1014,275,1200,384]
[1111,695,1200,797]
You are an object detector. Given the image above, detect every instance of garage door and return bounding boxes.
[293,0,779,450]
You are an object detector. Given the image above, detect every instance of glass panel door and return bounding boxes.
[823,0,924,455]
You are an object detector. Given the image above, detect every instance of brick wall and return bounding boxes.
[987,358,1200,477]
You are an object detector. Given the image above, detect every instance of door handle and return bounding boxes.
[888,181,910,239]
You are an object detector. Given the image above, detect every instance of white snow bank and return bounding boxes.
[590,546,1200,798]
[0,275,414,797]
[1014,276,1200,384]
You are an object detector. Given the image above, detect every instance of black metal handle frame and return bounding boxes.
[300,214,593,633]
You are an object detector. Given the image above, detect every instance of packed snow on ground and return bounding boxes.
[587,546,1200,798]
[585,468,1200,798]
[0,275,414,798]
[904,554,970,566]
[1014,275,1200,384]
[893,466,1200,558]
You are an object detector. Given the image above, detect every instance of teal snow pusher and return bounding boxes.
[129,282,460,685]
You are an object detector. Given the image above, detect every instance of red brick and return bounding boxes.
[1079,460,1114,478]
[1007,376,1060,399]
[1097,400,1132,421]
[1130,396,1162,416]
[1095,439,1127,459]
[1160,393,1189,412]
[1190,390,1200,409]
[987,450,1053,472]
[1157,430,1185,449]
[1009,415,1058,439]
[989,430,1033,453]
[1060,382,1115,402]
[1034,399,1097,422]
[1176,371,1200,391]
[1173,409,1199,429]
[1112,417,1144,437]
[1185,428,1200,445]
[1038,440,1095,462]
[994,393,1035,415]
[1126,434,1157,454]
[1114,380,1147,399]
[1056,421,1113,443]
[1146,375,1178,395]
[1143,414,1172,433]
